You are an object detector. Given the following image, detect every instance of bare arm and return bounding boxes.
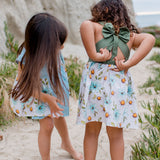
[80,21,112,62]
[114,33,155,71]
[17,63,64,118]
[129,33,155,67]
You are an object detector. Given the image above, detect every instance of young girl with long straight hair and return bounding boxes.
[76,0,155,159]
[10,13,83,160]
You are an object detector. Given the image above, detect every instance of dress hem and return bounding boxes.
[76,120,139,129]
[14,113,69,120]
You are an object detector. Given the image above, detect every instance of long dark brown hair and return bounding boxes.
[90,0,140,34]
[11,13,68,103]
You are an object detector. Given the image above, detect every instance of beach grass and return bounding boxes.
[130,52,160,160]
[3,22,18,62]
[140,53,160,93]
[65,56,84,98]
[149,52,160,64]
[0,22,18,127]
[0,60,17,127]
[130,99,160,160]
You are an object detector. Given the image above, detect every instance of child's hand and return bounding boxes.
[113,57,130,74]
[99,48,112,61]
[46,95,64,118]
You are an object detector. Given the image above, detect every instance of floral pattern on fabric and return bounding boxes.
[77,61,138,129]
[10,55,69,119]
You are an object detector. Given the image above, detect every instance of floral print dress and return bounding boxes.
[76,63,138,129]
[10,48,69,119]
[77,23,138,129]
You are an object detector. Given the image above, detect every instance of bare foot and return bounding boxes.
[61,143,83,160]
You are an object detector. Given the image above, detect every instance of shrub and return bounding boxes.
[0,22,18,127]
[150,53,160,64]
[130,100,160,160]
[131,51,160,160]
[65,56,84,98]
[155,38,160,48]
[141,53,160,93]
[3,22,18,62]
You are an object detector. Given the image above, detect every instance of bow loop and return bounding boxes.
[102,23,115,39]
[118,27,130,43]
[102,23,130,43]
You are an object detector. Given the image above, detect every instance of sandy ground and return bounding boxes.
[0,45,160,160]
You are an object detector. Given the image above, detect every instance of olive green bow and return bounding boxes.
[102,23,130,44]
[94,22,130,64]
[102,23,130,62]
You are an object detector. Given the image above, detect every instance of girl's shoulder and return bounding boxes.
[81,20,93,25]
[80,20,102,33]
[80,20,93,29]
[80,20,94,34]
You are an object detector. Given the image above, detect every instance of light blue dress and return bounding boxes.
[10,48,69,119]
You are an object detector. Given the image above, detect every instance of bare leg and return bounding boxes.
[84,122,102,160]
[38,117,54,160]
[53,117,83,160]
[107,126,124,160]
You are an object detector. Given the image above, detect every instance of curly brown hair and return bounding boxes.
[90,0,140,34]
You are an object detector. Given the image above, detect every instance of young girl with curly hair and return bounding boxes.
[76,0,155,159]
